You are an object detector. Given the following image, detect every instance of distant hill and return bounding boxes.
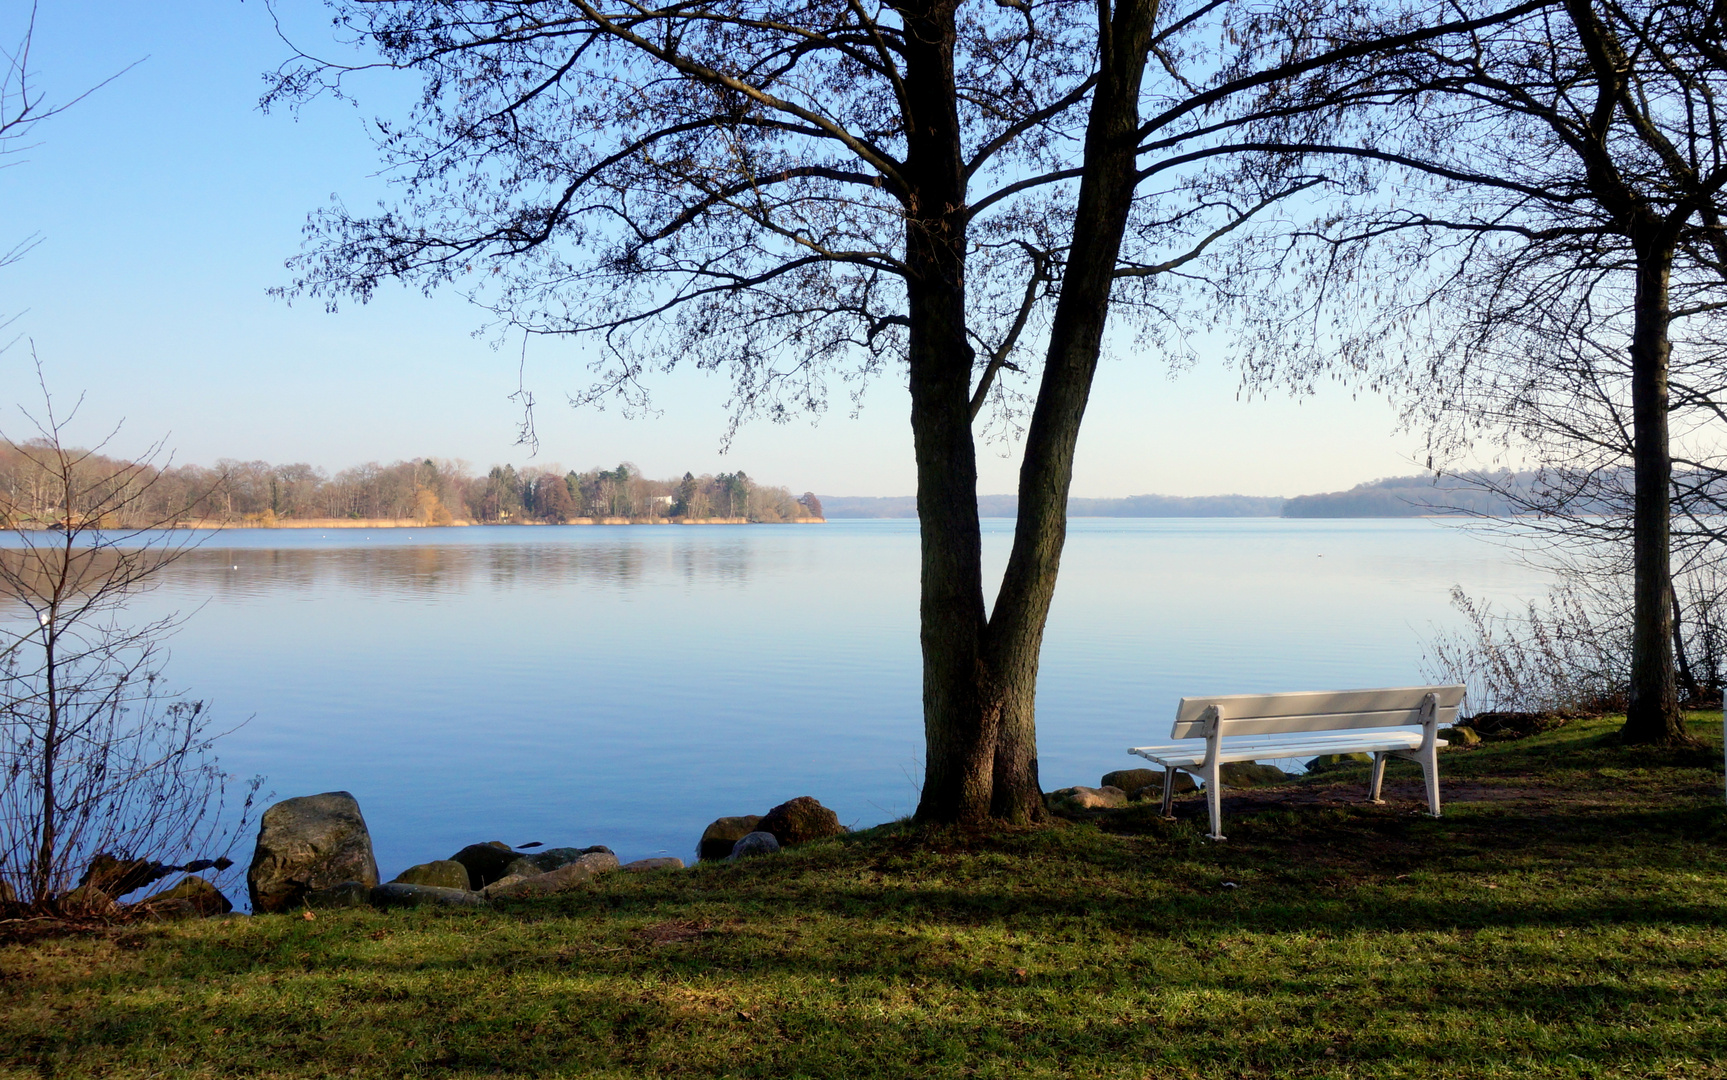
[821,473,1544,519]
[1280,474,1524,518]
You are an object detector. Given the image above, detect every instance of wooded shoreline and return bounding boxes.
[145,516,826,529]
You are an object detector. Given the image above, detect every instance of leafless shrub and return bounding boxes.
[1422,579,1628,719]
[0,365,259,909]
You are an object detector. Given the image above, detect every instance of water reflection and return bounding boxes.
[160,535,760,599]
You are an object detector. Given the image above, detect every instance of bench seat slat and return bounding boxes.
[1126,729,1423,753]
[1129,733,1431,769]
[1174,685,1467,726]
[1173,705,1460,739]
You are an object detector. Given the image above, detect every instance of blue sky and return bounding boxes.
[0,1,1426,498]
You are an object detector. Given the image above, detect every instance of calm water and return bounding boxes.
[47,519,1551,891]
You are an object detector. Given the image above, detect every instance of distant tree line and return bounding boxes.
[0,442,822,527]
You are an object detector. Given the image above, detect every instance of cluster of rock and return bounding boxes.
[58,789,848,919]
[696,796,846,862]
[1047,763,1296,811]
[17,852,241,919]
[242,791,687,913]
[61,869,237,920]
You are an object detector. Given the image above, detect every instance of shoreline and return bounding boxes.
[150,516,826,529]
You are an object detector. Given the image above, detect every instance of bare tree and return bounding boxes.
[266,0,1529,824]
[1239,0,1727,745]
[0,364,258,909]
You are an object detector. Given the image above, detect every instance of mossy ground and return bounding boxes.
[3,714,1725,1078]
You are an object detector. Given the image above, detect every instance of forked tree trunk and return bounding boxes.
[910,0,1162,825]
[1621,234,1690,745]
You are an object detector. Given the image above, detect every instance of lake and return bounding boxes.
[70,518,1552,890]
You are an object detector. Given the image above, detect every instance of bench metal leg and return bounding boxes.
[1421,745,1441,818]
[1203,765,1226,841]
[1159,767,1176,819]
[1369,752,1388,804]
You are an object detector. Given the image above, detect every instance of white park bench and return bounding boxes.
[1127,684,1466,840]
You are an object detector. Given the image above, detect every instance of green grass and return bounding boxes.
[4,714,1726,1078]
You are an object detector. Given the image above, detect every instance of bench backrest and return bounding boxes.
[1170,685,1466,740]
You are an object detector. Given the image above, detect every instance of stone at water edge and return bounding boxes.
[757,797,845,846]
[370,882,489,910]
[59,885,114,912]
[79,854,172,899]
[698,816,763,862]
[303,881,372,909]
[1099,769,1158,799]
[517,846,616,874]
[1439,725,1482,747]
[390,860,471,891]
[247,792,380,914]
[503,858,542,881]
[1217,762,1294,788]
[1048,785,1129,810]
[141,898,202,921]
[622,858,685,872]
[1101,768,1197,800]
[728,832,780,860]
[449,842,518,889]
[139,875,232,916]
[484,852,620,899]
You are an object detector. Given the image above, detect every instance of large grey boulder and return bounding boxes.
[370,882,488,910]
[484,852,620,899]
[391,860,471,891]
[699,816,762,862]
[728,831,780,860]
[248,792,380,914]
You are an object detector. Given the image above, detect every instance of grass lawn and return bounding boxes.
[3,713,1725,1078]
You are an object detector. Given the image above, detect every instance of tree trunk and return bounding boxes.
[901,0,997,825]
[985,0,1162,823]
[905,0,1165,824]
[1621,234,1690,744]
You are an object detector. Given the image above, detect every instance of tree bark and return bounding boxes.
[983,0,1162,823]
[1621,234,1692,744]
[901,0,997,825]
[905,0,1167,825]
